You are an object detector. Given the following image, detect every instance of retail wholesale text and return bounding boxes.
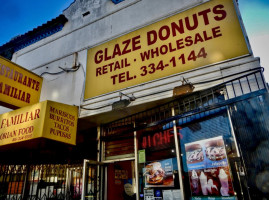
[94,4,226,85]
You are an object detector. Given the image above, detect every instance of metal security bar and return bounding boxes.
[102,70,266,132]
[82,160,99,200]
[0,163,84,200]
[0,165,27,200]
[172,70,266,116]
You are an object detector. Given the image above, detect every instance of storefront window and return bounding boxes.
[26,164,83,199]
[137,121,181,200]
[177,107,240,199]
[0,165,26,199]
[103,124,135,160]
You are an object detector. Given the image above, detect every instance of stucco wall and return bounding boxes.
[3,0,261,121]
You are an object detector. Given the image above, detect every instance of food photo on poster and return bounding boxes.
[189,167,234,197]
[143,159,174,188]
[185,136,235,198]
[185,137,228,170]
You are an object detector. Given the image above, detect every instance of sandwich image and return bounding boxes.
[144,162,165,185]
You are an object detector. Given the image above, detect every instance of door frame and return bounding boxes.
[101,158,136,200]
[81,159,104,200]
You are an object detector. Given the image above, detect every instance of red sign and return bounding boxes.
[141,128,174,149]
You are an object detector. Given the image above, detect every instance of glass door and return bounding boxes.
[105,160,136,200]
[137,122,181,200]
[82,160,100,200]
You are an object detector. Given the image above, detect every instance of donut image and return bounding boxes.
[186,144,204,164]
[205,139,226,161]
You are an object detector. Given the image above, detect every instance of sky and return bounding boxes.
[0,0,268,80]
[0,0,74,45]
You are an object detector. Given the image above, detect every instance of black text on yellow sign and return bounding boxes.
[0,56,43,108]
[85,0,249,99]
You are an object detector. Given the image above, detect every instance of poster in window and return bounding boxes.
[144,189,154,200]
[115,169,128,179]
[185,136,235,198]
[143,158,174,188]
[185,136,228,170]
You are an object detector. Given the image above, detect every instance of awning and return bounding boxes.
[0,100,78,146]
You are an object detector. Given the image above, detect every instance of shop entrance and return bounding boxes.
[106,160,136,200]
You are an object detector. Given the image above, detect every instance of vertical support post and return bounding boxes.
[97,126,102,200]
[81,159,88,200]
[104,167,108,200]
[227,108,240,156]
[22,164,29,200]
[65,167,71,198]
[134,122,139,200]
[172,107,185,200]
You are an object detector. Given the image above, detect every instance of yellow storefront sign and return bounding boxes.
[0,56,43,108]
[85,0,249,99]
[0,100,78,146]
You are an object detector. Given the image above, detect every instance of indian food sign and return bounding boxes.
[0,56,43,109]
[0,100,78,146]
[85,0,249,99]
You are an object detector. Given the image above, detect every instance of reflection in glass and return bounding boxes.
[137,122,180,200]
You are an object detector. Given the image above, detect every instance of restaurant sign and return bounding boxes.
[0,56,43,109]
[85,0,249,99]
[0,100,78,146]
